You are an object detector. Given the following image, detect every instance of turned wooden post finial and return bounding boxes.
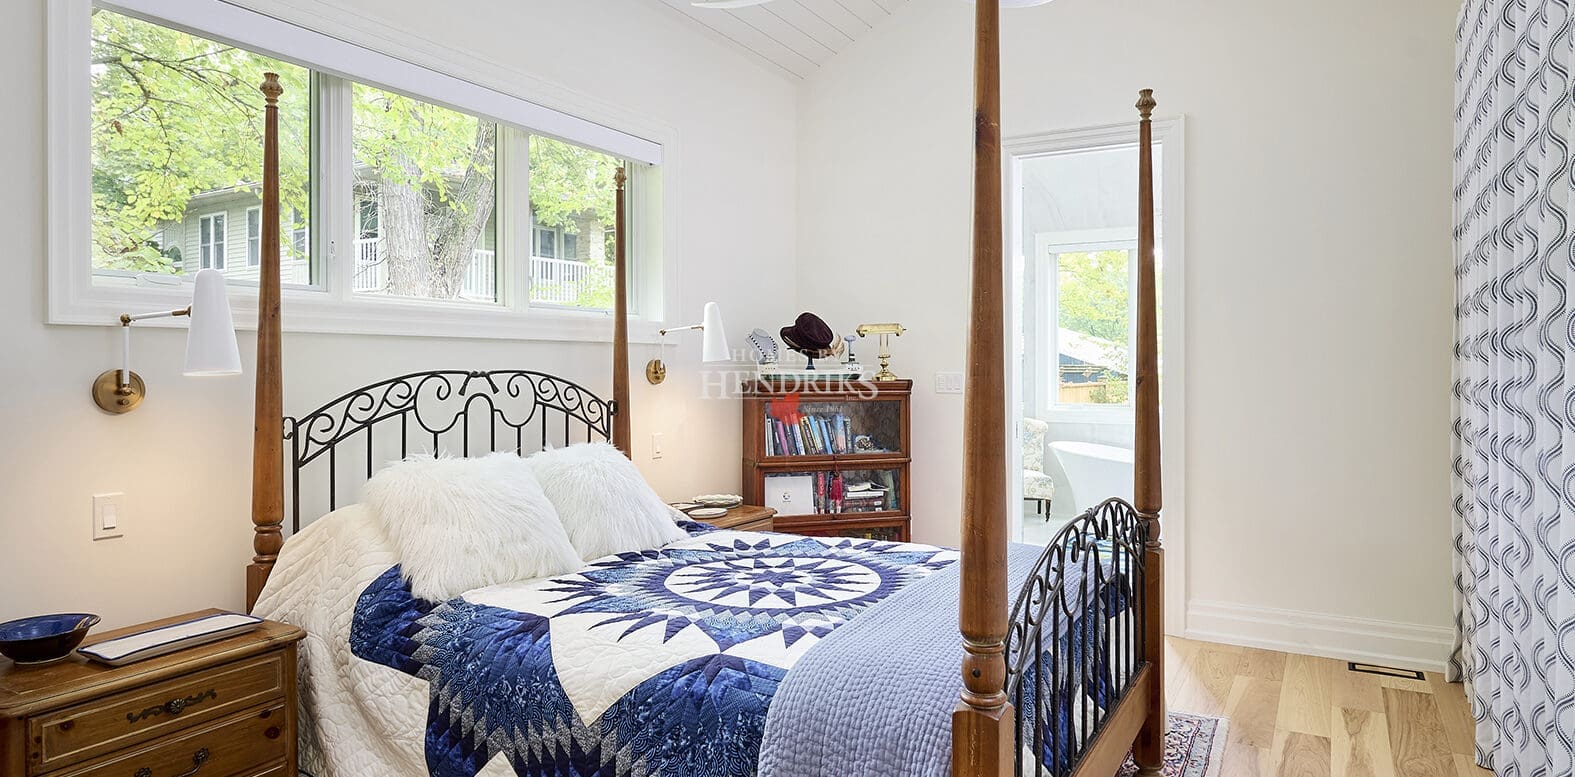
[261,72,283,102]
[1136,88,1157,120]
[614,166,627,189]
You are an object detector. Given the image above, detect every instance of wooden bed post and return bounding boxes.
[951,0,1013,774]
[1131,88,1166,776]
[611,166,632,457]
[246,72,285,613]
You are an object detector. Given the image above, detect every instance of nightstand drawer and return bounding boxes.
[30,653,285,772]
[43,703,287,777]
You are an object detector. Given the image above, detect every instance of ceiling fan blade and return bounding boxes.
[691,0,774,8]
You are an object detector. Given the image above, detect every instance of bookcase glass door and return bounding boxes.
[762,467,902,518]
[760,398,905,457]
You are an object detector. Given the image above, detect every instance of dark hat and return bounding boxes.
[780,312,835,355]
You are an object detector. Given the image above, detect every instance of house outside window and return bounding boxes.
[198,213,226,270]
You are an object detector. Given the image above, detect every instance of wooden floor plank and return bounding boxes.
[1426,673,1477,757]
[1225,675,1284,749]
[1271,731,1332,777]
[1452,753,1491,777]
[1332,708,1397,777]
[1242,646,1289,681]
[1278,653,1336,736]
[1384,688,1454,777]
[1182,645,1245,716]
[1332,666,1386,713]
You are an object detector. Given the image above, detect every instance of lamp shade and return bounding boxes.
[701,302,730,363]
[183,269,242,376]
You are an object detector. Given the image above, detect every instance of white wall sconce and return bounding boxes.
[646,301,729,385]
[92,268,242,414]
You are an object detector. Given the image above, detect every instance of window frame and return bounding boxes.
[198,211,227,271]
[1035,232,1140,420]
[48,0,677,343]
[245,206,262,267]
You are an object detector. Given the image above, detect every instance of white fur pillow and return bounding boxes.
[527,442,688,560]
[362,453,583,601]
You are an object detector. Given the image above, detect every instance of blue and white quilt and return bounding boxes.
[253,506,958,777]
[255,506,1128,777]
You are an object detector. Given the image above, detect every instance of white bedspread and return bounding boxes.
[252,505,444,776]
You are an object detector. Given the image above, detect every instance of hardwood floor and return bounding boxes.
[1165,638,1489,777]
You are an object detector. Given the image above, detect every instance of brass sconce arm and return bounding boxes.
[116,307,192,390]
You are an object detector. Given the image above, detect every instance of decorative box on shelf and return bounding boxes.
[741,379,912,542]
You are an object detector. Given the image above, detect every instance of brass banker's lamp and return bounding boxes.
[855,323,905,381]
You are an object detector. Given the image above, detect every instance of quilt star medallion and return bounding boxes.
[351,525,957,777]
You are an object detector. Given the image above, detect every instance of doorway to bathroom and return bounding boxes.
[1005,121,1186,627]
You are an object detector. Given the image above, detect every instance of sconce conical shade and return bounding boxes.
[701,302,730,363]
[183,269,242,376]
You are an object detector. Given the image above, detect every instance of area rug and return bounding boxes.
[1114,713,1229,777]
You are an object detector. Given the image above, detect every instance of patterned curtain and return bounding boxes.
[1453,1,1575,773]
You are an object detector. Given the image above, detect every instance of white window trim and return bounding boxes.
[1003,117,1187,634]
[245,206,262,267]
[198,211,227,271]
[1034,233,1139,425]
[47,0,680,344]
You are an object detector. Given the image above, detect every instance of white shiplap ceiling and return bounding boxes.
[653,0,912,80]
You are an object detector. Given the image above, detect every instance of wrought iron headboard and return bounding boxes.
[283,369,616,531]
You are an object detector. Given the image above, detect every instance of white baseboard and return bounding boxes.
[1184,600,1453,673]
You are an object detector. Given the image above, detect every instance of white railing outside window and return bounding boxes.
[353,238,592,304]
[354,236,385,292]
[528,256,590,305]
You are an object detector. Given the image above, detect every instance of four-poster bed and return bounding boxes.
[239,2,1165,773]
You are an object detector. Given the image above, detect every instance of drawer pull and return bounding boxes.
[133,746,209,777]
[126,689,217,724]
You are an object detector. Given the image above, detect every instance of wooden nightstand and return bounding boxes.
[694,505,776,533]
[0,610,304,777]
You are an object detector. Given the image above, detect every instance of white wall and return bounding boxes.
[0,0,797,627]
[797,0,1458,668]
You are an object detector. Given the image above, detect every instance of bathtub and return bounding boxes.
[1048,440,1134,513]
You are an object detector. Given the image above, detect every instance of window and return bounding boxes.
[351,84,498,303]
[1051,248,1134,406]
[57,0,668,339]
[527,136,620,309]
[535,226,557,259]
[198,213,226,270]
[246,207,262,267]
[90,9,309,282]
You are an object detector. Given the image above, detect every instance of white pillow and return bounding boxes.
[362,453,583,601]
[527,442,688,560]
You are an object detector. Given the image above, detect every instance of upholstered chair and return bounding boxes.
[1021,417,1054,519]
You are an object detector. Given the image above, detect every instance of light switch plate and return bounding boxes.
[650,432,664,460]
[935,371,965,394]
[93,493,124,540]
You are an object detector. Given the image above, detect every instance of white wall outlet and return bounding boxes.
[92,492,124,540]
[935,371,965,394]
[650,432,664,460]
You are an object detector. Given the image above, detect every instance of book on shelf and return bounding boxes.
[763,408,867,457]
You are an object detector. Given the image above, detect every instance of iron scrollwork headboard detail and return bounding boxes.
[283,370,615,532]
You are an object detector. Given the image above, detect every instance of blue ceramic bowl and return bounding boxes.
[0,613,100,665]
